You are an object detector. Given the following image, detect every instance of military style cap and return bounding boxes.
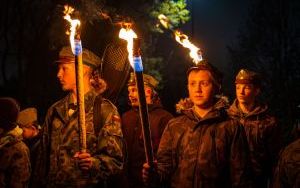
[128,72,159,89]
[17,108,40,129]
[0,97,20,131]
[235,69,261,86]
[56,46,101,68]
[187,60,223,88]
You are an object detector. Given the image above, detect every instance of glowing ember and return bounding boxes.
[119,26,137,67]
[63,5,81,54]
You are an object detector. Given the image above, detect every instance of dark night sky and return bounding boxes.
[0,0,250,86]
[187,0,250,71]
[156,0,251,109]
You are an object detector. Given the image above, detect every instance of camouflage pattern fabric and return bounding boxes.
[272,138,300,188]
[0,127,31,188]
[228,99,280,188]
[156,98,252,188]
[34,90,124,188]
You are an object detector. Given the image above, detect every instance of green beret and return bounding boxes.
[235,69,261,86]
[128,72,159,89]
[56,46,101,68]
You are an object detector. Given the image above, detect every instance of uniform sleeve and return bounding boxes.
[9,144,31,188]
[157,119,178,185]
[90,100,124,180]
[31,107,54,187]
[229,122,252,187]
[272,152,288,188]
[158,112,173,137]
[264,117,281,170]
[153,112,173,152]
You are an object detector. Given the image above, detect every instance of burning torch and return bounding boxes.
[119,25,155,167]
[64,5,86,152]
[158,14,203,64]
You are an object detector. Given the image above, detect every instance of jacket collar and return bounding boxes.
[228,99,268,119]
[54,90,97,123]
[183,98,228,130]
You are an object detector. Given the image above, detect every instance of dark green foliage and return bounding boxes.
[150,0,190,32]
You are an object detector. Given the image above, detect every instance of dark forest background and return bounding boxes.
[0,0,299,145]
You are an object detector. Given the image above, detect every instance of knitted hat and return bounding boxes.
[0,97,20,131]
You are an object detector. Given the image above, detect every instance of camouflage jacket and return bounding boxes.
[272,138,300,188]
[35,90,124,187]
[156,98,251,188]
[121,104,173,188]
[0,127,31,188]
[227,99,280,187]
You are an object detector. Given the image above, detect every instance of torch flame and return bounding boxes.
[119,26,137,67]
[158,14,203,64]
[174,30,202,64]
[63,5,81,54]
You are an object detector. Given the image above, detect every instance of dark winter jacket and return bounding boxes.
[122,104,173,188]
[156,98,252,188]
[227,99,280,188]
[272,138,300,188]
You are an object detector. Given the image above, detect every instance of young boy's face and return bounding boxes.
[20,123,39,139]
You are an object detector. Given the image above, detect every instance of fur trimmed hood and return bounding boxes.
[175,95,230,114]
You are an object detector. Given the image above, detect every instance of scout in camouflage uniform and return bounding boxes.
[0,97,31,188]
[143,61,251,188]
[272,138,300,188]
[34,47,124,188]
[121,73,173,188]
[227,69,280,188]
